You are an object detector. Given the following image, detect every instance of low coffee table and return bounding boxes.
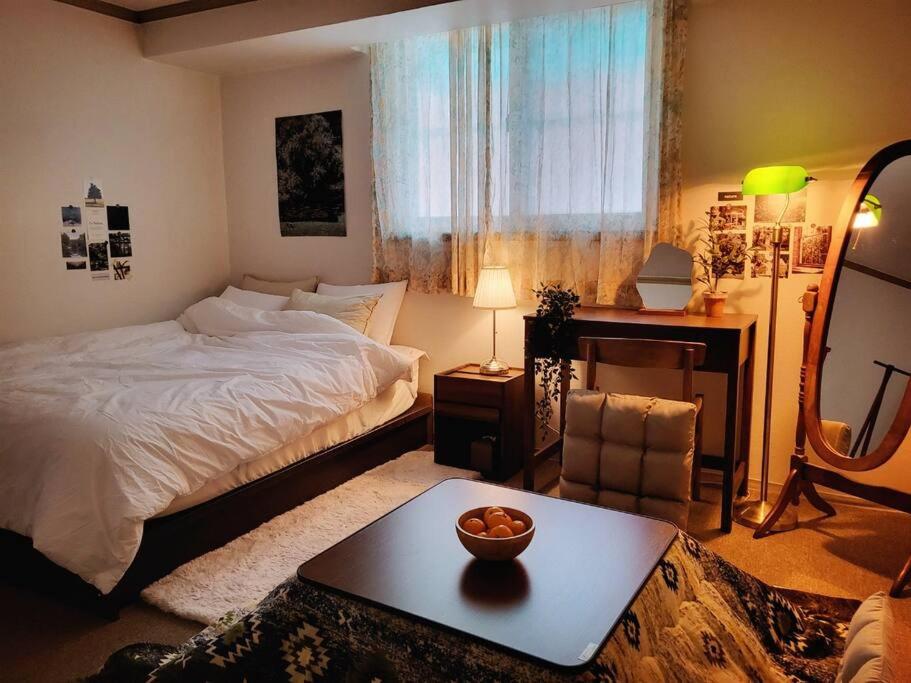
[297,478,676,670]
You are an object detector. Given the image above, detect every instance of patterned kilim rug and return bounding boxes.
[96,527,858,681]
[142,450,478,624]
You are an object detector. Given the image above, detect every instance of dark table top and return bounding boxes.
[297,478,677,670]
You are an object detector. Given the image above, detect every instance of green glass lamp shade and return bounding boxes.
[742,165,810,195]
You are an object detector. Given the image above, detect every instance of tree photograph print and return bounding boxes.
[275,110,346,236]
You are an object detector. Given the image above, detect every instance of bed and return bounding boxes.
[0,296,431,615]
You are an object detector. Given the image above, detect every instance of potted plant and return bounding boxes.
[531,283,580,437]
[693,215,759,317]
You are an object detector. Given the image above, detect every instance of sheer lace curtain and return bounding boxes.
[371,0,686,306]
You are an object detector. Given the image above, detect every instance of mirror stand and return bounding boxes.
[754,285,911,598]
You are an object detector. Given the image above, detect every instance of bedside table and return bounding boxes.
[433,363,525,481]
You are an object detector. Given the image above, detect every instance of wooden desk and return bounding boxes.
[523,308,758,532]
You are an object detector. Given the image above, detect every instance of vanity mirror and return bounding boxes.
[635,242,693,315]
[754,140,911,598]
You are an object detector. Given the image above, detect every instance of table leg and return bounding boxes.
[738,355,754,497]
[721,365,744,532]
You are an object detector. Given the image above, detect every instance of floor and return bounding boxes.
[2,458,909,682]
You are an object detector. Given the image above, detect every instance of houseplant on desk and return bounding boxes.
[693,217,759,317]
[531,283,580,438]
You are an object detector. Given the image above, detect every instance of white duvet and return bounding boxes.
[0,298,413,593]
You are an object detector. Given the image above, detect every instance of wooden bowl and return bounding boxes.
[455,506,535,561]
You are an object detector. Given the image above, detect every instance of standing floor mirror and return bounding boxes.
[754,140,911,598]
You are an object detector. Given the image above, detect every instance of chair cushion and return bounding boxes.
[560,389,695,528]
[836,591,894,682]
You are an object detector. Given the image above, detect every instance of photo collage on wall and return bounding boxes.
[59,178,132,281]
[708,187,832,281]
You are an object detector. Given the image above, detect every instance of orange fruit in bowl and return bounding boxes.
[486,511,512,529]
[462,517,486,535]
[482,506,504,525]
[508,519,527,535]
[489,524,514,538]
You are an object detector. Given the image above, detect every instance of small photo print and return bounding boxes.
[716,231,748,279]
[794,224,832,274]
[65,259,87,270]
[60,229,87,258]
[89,241,109,272]
[752,252,790,278]
[752,225,792,252]
[84,178,104,208]
[61,206,81,227]
[107,205,130,231]
[708,204,747,231]
[754,188,806,224]
[112,259,132,281]
[109,231,132,257]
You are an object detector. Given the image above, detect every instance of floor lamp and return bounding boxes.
[735,165,814,530]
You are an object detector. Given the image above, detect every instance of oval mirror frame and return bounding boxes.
[804,139,911,471]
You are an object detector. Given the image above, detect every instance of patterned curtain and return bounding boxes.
[371,0,686,306]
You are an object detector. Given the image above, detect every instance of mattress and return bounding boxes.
[158,354,420,517]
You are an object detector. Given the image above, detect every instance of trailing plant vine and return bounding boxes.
[532,283,581,437]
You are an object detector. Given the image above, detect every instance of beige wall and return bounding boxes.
[0,0,229,342]
[221,55,374,284]
[219,0,911,489]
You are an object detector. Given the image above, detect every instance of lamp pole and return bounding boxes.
[735,200,798,530]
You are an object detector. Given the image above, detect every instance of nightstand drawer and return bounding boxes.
[434,377,503,407]
[434,400,499,424]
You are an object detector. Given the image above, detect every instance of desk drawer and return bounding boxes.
[435,400,500,424]
[434,377,503,407]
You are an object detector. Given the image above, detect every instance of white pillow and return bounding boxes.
[220,285,288,311]
[317,281,407,345]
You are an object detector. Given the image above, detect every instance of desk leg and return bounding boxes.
[523,322,536,491]
[738,355,754,497]
[722,365,744,532]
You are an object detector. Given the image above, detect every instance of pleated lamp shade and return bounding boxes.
[473,266,516,310]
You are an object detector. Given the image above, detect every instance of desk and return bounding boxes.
[523,308,758,532]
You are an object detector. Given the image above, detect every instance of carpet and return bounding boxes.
[141,450,478,624]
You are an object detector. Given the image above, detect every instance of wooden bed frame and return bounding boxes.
[0,393,432,618]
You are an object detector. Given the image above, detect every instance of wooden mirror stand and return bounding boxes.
[754,140,911,598]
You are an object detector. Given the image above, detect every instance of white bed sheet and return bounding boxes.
[158,351,420,516]
[0,298,416,594]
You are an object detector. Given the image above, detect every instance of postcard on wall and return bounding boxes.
[85,206,108,242]
[708,204,747,231]
[112,259,132,280]
[793,224,832,274]
[107,205,130,231]
[752,225,792,252]
[109,231,132,257]
[275,110,346,237]
[718,190,743,202]
[716,231,748,279]
[752,251,790,278]
[84,177,104,208]
[89,241,109,273]
[66,259,86,270]
[60,206,87,259]
[754,188,806,224]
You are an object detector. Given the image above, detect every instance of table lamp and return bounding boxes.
[473,266,516,375]
[735,165,813,531]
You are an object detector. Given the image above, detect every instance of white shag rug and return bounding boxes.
[141,450,477,625]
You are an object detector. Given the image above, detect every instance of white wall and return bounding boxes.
[218,0,911,490]
[0,0,229,342]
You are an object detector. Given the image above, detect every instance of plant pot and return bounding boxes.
[703,292,728,318]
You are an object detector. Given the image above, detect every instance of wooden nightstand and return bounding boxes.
[433,363,525,481]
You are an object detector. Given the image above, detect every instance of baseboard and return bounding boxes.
[739,476,905,512]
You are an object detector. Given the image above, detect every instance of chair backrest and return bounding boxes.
[579,337,707,403]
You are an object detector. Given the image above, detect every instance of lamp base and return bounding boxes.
[479,357,510,376]
[734,498,798,532]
